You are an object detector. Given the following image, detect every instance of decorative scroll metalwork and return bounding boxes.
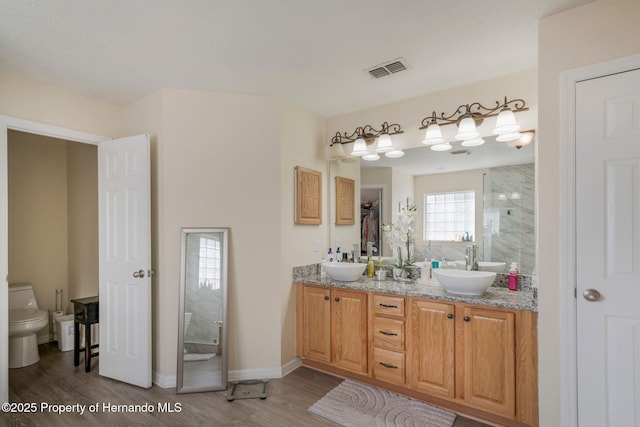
[418,97,528,129]
[330,121,404,146]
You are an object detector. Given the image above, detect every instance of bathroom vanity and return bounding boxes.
[294,267,538,427]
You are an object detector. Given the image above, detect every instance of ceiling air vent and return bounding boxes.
[366,57,409,79]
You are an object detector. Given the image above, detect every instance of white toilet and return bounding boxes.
[8,283,48,368]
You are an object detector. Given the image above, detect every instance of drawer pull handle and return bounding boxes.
[379,362,398,369]
[379,303,398,309]
[379,330,398,336]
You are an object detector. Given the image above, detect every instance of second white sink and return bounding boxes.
[433,269,497,296]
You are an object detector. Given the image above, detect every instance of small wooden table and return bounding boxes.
[71,296,99,372]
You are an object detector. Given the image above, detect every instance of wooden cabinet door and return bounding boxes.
[461,306,516,417]
[332,289,368,374]
[408,299,455,398]
[302,286,331,363]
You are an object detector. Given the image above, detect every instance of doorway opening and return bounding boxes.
[360,187,383,257]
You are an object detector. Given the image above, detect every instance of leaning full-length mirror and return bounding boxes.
[177,228,229,393]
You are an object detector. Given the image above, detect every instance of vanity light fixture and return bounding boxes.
[507,130,535,149]
[330,121,404,161]
[419,97,529,151]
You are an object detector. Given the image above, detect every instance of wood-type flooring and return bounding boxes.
[3,343,491,426]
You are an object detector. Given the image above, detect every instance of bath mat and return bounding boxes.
[309,379,457,427]
[184,353,215,362]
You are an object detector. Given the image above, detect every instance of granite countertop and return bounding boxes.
[295,272,537,312]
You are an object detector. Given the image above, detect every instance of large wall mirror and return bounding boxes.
[177,227,229,393]
[328,133,536,274]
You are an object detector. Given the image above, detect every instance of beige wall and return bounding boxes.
[67,142,98,305]
[8,131,69,341]
[149,88,284,380]
[279,100,327,365]
[538,0,640,425]
[0,70,121,138]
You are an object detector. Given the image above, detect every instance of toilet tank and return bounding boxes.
[8,283,39,310]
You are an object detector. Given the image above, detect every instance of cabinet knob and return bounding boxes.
[463,316,470,322]
[324,295,329,301]
[335,297,340,302]
[447,313,453,319]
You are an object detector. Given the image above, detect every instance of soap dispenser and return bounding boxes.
[508,262,519,291]
[327,247,334,263]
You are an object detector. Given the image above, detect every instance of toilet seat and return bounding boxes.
[9,308,48,324]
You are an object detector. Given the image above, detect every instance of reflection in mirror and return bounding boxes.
[177,228,228,393]
[328,133,535,274]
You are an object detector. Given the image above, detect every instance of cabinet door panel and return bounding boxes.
[409,299,455,397]
[463,306,516,417]
[332,289,368,373]
[302,286,331,363]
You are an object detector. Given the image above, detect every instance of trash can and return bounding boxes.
[56,314,75,352]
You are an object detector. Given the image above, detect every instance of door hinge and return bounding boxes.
[574,287,577,299]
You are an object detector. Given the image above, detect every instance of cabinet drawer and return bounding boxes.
[373,347,405,386]
[373,295,405,317]
[373,316,405,351]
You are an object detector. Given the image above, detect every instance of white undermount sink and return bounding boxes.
[323,262,367,281]
[433,269,497,296]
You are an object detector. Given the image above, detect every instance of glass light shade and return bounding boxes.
[492,109,520,135]
[455,117,479,140]
[461,137,485,147]
[375,133,394,153]
[422,123,445,145]
[431,142,452,151]
[362,153,380,161]
[350,137,369,156]
[496,132,521,142]
[506,131,534,147]
[385,150,405,158]
[328,143,346,160]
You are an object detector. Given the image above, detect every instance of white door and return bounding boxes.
[98,134,152,388]
[576,68,640,426]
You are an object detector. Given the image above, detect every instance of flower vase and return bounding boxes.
[393,267,406,280]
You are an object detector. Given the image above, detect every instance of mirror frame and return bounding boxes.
[176,227,229,393]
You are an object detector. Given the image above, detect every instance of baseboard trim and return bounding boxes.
[281,357,302,377]
[153,371,176,389]
[153,358,302,388]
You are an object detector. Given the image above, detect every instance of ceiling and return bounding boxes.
[0,0,596,118]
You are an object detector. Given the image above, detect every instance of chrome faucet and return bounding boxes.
[366,242,377,258]
[424,241,431,263]
[465,244,478,271]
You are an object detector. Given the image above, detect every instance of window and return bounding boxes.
[424,191,475,241]
[199,237,221,289]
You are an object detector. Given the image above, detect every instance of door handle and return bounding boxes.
[133,270,145,278]
[583,288,601,302]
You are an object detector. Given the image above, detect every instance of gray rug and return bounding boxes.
[309,380,457,427]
